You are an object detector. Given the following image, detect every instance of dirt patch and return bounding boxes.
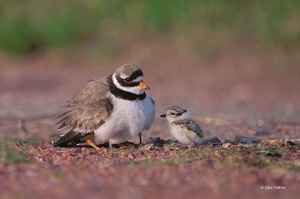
[0,137,299,199]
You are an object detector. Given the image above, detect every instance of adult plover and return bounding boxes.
[54,64,155,150]
[160,106,203,146]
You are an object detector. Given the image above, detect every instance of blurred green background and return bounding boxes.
[0,0,299,58]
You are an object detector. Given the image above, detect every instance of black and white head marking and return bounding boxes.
[108,64,148,101]
[160,106,190,120]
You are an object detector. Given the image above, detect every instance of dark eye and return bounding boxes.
[125,78,131,82]
[170,112,175,115]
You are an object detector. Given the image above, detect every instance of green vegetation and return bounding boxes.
[163,146,300,171]
[0,138,36,163]
[0,0,299,55]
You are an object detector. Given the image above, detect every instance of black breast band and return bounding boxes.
[107,75,146,101]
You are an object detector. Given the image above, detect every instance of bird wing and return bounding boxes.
[54,76,113,147]
[175,119,203,138]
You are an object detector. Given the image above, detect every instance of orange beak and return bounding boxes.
[139,82,150,90]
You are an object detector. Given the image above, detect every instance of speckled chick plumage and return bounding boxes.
[161,106,203,146]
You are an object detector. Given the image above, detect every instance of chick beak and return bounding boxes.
[139,82,150,90]
[160,114,166,118]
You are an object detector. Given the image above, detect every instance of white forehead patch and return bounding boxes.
[119,73,144,82]
[119,73,129,79]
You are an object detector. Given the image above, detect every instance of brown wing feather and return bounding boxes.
[54,130,91,147]
[174,119,203,138]
[55,76,113,146]
[56,77,113,131]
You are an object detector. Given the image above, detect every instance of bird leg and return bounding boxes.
[86,139,102,150]
[138,132,143,145]
[108,138,113,151]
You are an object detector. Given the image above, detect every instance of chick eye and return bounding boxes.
[125,78,132,82]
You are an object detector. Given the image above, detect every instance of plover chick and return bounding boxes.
[160,106,203,146]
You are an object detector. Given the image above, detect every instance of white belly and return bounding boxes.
[94,95,155,144]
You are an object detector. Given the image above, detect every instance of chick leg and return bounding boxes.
[108,138,113,151]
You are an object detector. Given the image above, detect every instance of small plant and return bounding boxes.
[0,137,38,163]
[169,141,175,147]
[0,140,25,163]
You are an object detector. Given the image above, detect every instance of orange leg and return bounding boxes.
[86,139,102,150]
[118,143,130,149]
